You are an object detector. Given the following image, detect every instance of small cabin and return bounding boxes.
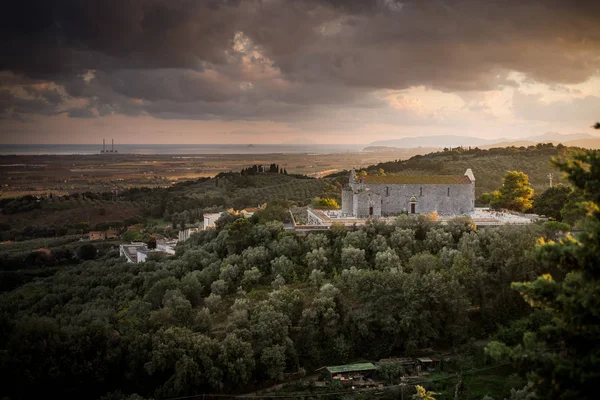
[322,363,378,384]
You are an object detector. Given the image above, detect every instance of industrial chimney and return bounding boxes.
[102,139,105,153]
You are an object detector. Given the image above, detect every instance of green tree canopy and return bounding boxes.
[487,150,600,399]
[532,184,571,220]
[76,243,97,260]
[496,171,534,212]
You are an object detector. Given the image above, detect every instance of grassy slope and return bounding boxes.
[331,146,574,197]
[0,174,335,231]
[0,199,143,228]
[165,173,336,209]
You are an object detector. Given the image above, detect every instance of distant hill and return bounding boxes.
[562,138,600,149]
[526,132,595,143]
[370,135,502,148]
[369,133,598,149]
[480,140,537,149]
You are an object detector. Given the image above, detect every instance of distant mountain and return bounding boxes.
[480,140,537,149]
[369,133,599,149]
[363,145,402,152]
[562,138,600,149]
[525,132,595,143]
[369,135,507,148]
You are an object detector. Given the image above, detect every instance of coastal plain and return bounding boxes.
[0,148,431,198]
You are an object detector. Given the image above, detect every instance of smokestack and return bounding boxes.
[102,139,105,153]
[112,139,114,152]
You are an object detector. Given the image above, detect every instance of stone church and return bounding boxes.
[341,169,475,218]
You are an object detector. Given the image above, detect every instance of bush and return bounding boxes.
[77,244,97,260]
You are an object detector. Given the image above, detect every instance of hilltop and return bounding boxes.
[328,143,575,196]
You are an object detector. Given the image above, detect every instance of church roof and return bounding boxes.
[363,175,471,184]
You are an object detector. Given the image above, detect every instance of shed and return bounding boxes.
[324,363,377,381]
[416,357,441,372]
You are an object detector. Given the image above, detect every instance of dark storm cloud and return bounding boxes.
[1,0,599,120]
[66,107,96,118]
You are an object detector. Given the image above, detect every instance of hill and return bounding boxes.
[368,132,598,149]
[370,135,501,148]
[479,140,537,149]
[329,144,575,196]
[562,138,600,149]
[0,172,336,241]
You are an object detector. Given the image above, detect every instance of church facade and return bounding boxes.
[341,169,475,218]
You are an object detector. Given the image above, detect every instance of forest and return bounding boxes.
[0,147,598,399]
[1,212,547,399]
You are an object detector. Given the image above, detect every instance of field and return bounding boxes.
[0,148,430,199]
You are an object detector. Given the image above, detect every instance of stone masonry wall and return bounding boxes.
[353,190,382,218]
[342,188,353,215]
[367,183,475,215]
[347,182,474,216]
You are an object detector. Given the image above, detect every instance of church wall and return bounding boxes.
[342,188,353,215]
[353,191,382,218]
[366,183,474,215]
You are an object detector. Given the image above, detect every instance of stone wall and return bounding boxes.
[353,190,382,218]
[342,187,353,215]
[364,182,474,215]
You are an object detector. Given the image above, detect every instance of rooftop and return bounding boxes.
[326,363,378,374]
[363,175,471,185]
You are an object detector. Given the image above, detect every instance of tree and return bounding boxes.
[487,150,600,399]
[306,248,329,272]
[259,345,287,381]
[560,189,587,226]
[533,184,571,220]
[379,361,404,384]
[498,171,534,212]
[312,197,339,209]
[341,246,367,269]
[145,327,222,397]
[413,385,437,400]
[480,190,501,207]
[375,248,401,271]
[147,236,157,250]
[219,333,255,386]
[77,243,97,260]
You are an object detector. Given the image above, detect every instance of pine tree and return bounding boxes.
[487,150,600,399]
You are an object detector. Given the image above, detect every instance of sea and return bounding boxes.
[0,143,366,155]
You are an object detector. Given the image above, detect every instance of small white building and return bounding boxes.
[120,240,177,263]
[157,239,177,255]
[178,227,199,242]
[120,242,148,263]
[203,212,223,230]
[240,207,261,218]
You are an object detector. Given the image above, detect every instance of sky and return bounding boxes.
[1,0,599,145]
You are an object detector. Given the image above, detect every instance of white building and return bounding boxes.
[203,212,223,230]
[120,240,177,263]
[157,239,177,255]
[119,242,148,263]
[178,227,199,242]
